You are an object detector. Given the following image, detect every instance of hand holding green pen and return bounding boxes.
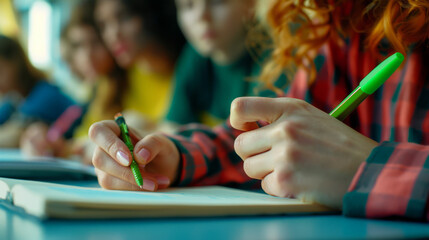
[114,113,144,189]
[229,52,405,208]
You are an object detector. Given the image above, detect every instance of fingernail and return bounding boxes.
[142,179,156,191]
[156,176,170,186]
[137,148,150,163]
[116,151,130,166]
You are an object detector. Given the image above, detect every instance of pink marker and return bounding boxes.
[47,105,82,143]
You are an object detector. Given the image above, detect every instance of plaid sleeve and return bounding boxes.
[343,141,429,221]
[166,120,260,189]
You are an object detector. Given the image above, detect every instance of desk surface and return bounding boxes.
[1,149,428,240]
[1,202,429,240]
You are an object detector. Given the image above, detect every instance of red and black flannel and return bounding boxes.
[168,34,429,222]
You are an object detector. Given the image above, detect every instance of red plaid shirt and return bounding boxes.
[168,34,429,221]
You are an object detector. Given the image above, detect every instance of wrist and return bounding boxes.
[164,134,184,186]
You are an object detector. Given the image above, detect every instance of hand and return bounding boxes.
[88,120,180,191]
[20,122,67,157]
[0,121,24,148]
[230,97,378,209]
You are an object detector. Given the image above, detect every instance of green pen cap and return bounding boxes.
[359,52,404,94]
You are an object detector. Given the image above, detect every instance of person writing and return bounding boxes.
[20,0,127,163]
[21,0,185,163]
[94,0,185,132]
[88,0,429,222]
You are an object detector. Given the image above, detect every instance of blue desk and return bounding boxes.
[1,202,429,240]
[1,148,428,240]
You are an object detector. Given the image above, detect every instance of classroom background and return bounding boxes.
[1,0,429,239]
[1,0,90,102]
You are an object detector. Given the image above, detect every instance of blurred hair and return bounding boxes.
[60,0,99,73]
[61,0,127,116]
[258,0,429,88]
[0,34,45,96]
[103,0,186,61]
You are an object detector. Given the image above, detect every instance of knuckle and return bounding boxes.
[273,121,290,139]
[97,173,112,189]
[92,148,104,168]
[277,144,301,166]
[120,167,131,182]
[276,189,293,198]
[262,175,291,198]
[285,98,306,110]
[277,98,309,116]
[242,159,252,176]
[106,140,122,159]
[146,133,164,146]
[279,120,295,135]
[293,98,308,108]
[88,122,103,141]
[275,170,292,185]
[243,159,260,179]
[138,133,163,151]
[261,179,272,196]
[231,97,247,115]
[233,134,245,155]
[271,172,293,198]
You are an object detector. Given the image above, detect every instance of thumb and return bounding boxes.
[230,97,289,131]
[133,134,166,165]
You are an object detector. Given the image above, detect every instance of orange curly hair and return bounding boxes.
[260,0,429,88]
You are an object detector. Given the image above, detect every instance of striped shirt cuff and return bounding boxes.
[167,134,203,187]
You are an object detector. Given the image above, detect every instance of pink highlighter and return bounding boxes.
[47,105,82,143]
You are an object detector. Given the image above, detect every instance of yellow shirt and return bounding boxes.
[74,66,172,138]
[123,65,172,123]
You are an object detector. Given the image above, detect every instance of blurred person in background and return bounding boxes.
[95,0,185,131]
[20,0,127,164]
[164,0,274,130]
[21,0,187,164]
[0,34,75,148]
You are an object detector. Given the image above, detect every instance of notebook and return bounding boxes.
[0,149,96,180]
[0,177,336,219]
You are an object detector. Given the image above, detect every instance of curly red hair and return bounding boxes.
[260,0,429,88]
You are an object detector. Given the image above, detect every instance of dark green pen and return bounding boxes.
[114,113,144,188]
[329,52,404,120]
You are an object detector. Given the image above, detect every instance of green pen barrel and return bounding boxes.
[329,52,404,121]
[115,114,144,188]
[329,88,368,121]
[130,160,143,186]
[359,52,404,95]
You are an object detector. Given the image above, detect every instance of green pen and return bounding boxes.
[329,52,404,120]
[114,113,144,188]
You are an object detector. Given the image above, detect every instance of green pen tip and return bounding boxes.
[359,52,404,94]
[394,52,405,61]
